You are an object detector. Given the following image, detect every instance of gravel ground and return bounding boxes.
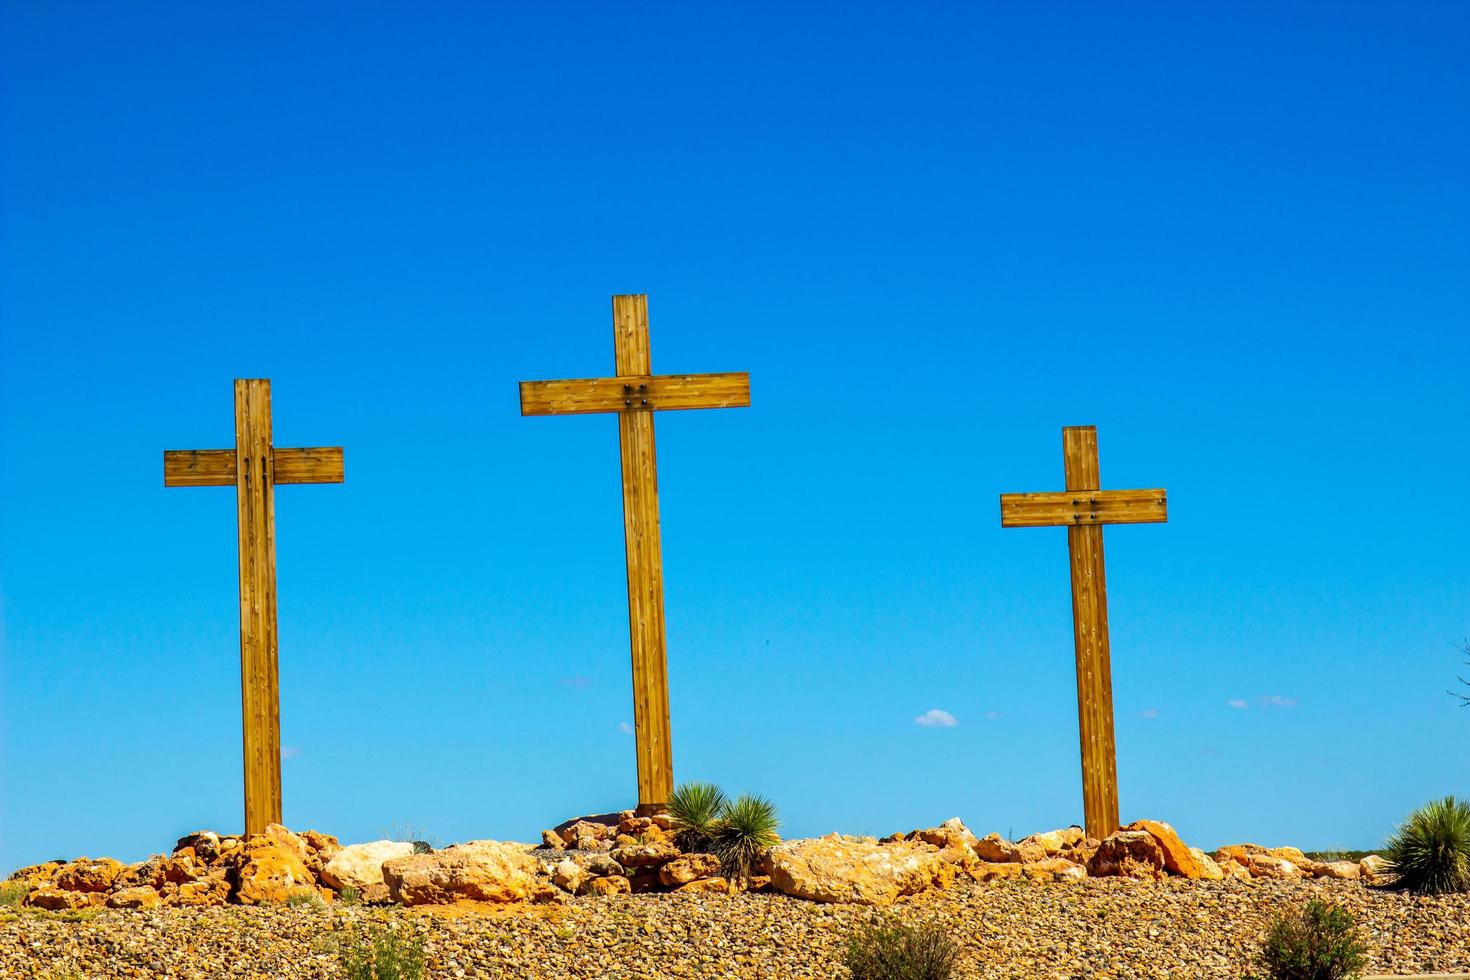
[2,878,1467,979]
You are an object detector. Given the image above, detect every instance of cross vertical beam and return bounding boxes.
[520,295,750,811]
[613,295,673,808]
[234,379,282,836]
[164,379,344,837]
[999,425,1167,840]
[1063,426,1118,839]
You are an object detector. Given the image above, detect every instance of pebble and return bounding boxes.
[2,878,1467,978]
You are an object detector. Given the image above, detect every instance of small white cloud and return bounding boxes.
[1262,694,1298,708]
[914,708,958,728]
[984,710,1002,721]
[617,722,633,735]
[1139,708,1160,719]
[281,746,302,759]
[1227,699,1249,709]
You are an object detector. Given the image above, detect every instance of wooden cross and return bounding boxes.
[1000,425,1167,839]
[520,295,750,810]
[163,379,344,836]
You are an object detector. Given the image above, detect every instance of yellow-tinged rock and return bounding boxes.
[586,875,631,895]
[55,858,124,893]
[1360,854,1392,885]
[674,876,731,894]
[1126,820,1206,879]
[107,886,162,909]
[5,862,62,889]
[170,874,230,907]
[1087,831,1166,880]
[233,842,314,905]
[659,854,721,887]
[320,841,415,903]
[970,861,1025,882]
[1187,847,1226,881]
[24,887,101,910]
[1026,827,1085,857]
[381,840,544,905]
[1022,858,1087,881]
[1312,860,1362,880]
[766,834,946,906]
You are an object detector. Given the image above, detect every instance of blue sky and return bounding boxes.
[2,2,1467,870]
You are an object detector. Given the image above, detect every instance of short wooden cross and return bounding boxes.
[520,294,750,810]
[1000,425,1167,839]
[163,379,344,836]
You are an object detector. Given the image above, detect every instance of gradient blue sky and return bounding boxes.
[2,2,1467,871]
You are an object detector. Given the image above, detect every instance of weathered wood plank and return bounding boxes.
[164,449,236,486]
[1000,488,1166,527]
[613,295,674,808]
[234,379,282,836]
[273,447,345,485]
[519,372,750,416]
[1063,426,1120,840]
[165,446,345,486]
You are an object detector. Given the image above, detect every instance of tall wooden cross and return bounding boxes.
[520,294,750,811]
[1000,425,1167,839]
[163,379,344,836]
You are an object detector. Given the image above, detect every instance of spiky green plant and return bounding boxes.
[1246,898,1367,980]
[340,925,426,980]
[845,922,958,980]
[0,882,27,908]
[1382,795,1470,895]
[710,793,779,881]
[666,781,728,852]
[338,885,363,906]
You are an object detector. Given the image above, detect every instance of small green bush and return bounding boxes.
[845,922,958,980]
[340,925,426,980]
[710,793,780,881]
[338,885,363,906]
[667,782,728,852]
[1247,899,1368,980]
[1382,795,1470,894]
[0,882,27,907]
[285,889,323,908]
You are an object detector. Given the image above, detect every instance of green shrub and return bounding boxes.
[0,882,27,907]
[340,925,426,980]
[667,782,728,852]
[285,889,324,908]
[844,922,958,980]
[1382,795,1470,894]
[710,793,780,881]
[339,885,362,906]
[1247,899,1368,980]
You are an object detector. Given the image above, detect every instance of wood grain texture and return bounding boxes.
[273,447,344,484]
[165,380,344,837]
[999,425,1168,840]
[613,294,674,807]
[165,447,344,487]
[999,488,1166,527]
[1063,426,1119,839]
[234,379,282,836]
[519,372,750,416]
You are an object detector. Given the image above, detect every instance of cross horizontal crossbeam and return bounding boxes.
[163,447,345,487]
[519,372,750,416]
[999,488,1167,528]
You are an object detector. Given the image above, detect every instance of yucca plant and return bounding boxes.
[710,793,780,881]
[1247,898,1367,980]
[666,781,728,852]
[845,922,958,980]
[1382,795,1470,895]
